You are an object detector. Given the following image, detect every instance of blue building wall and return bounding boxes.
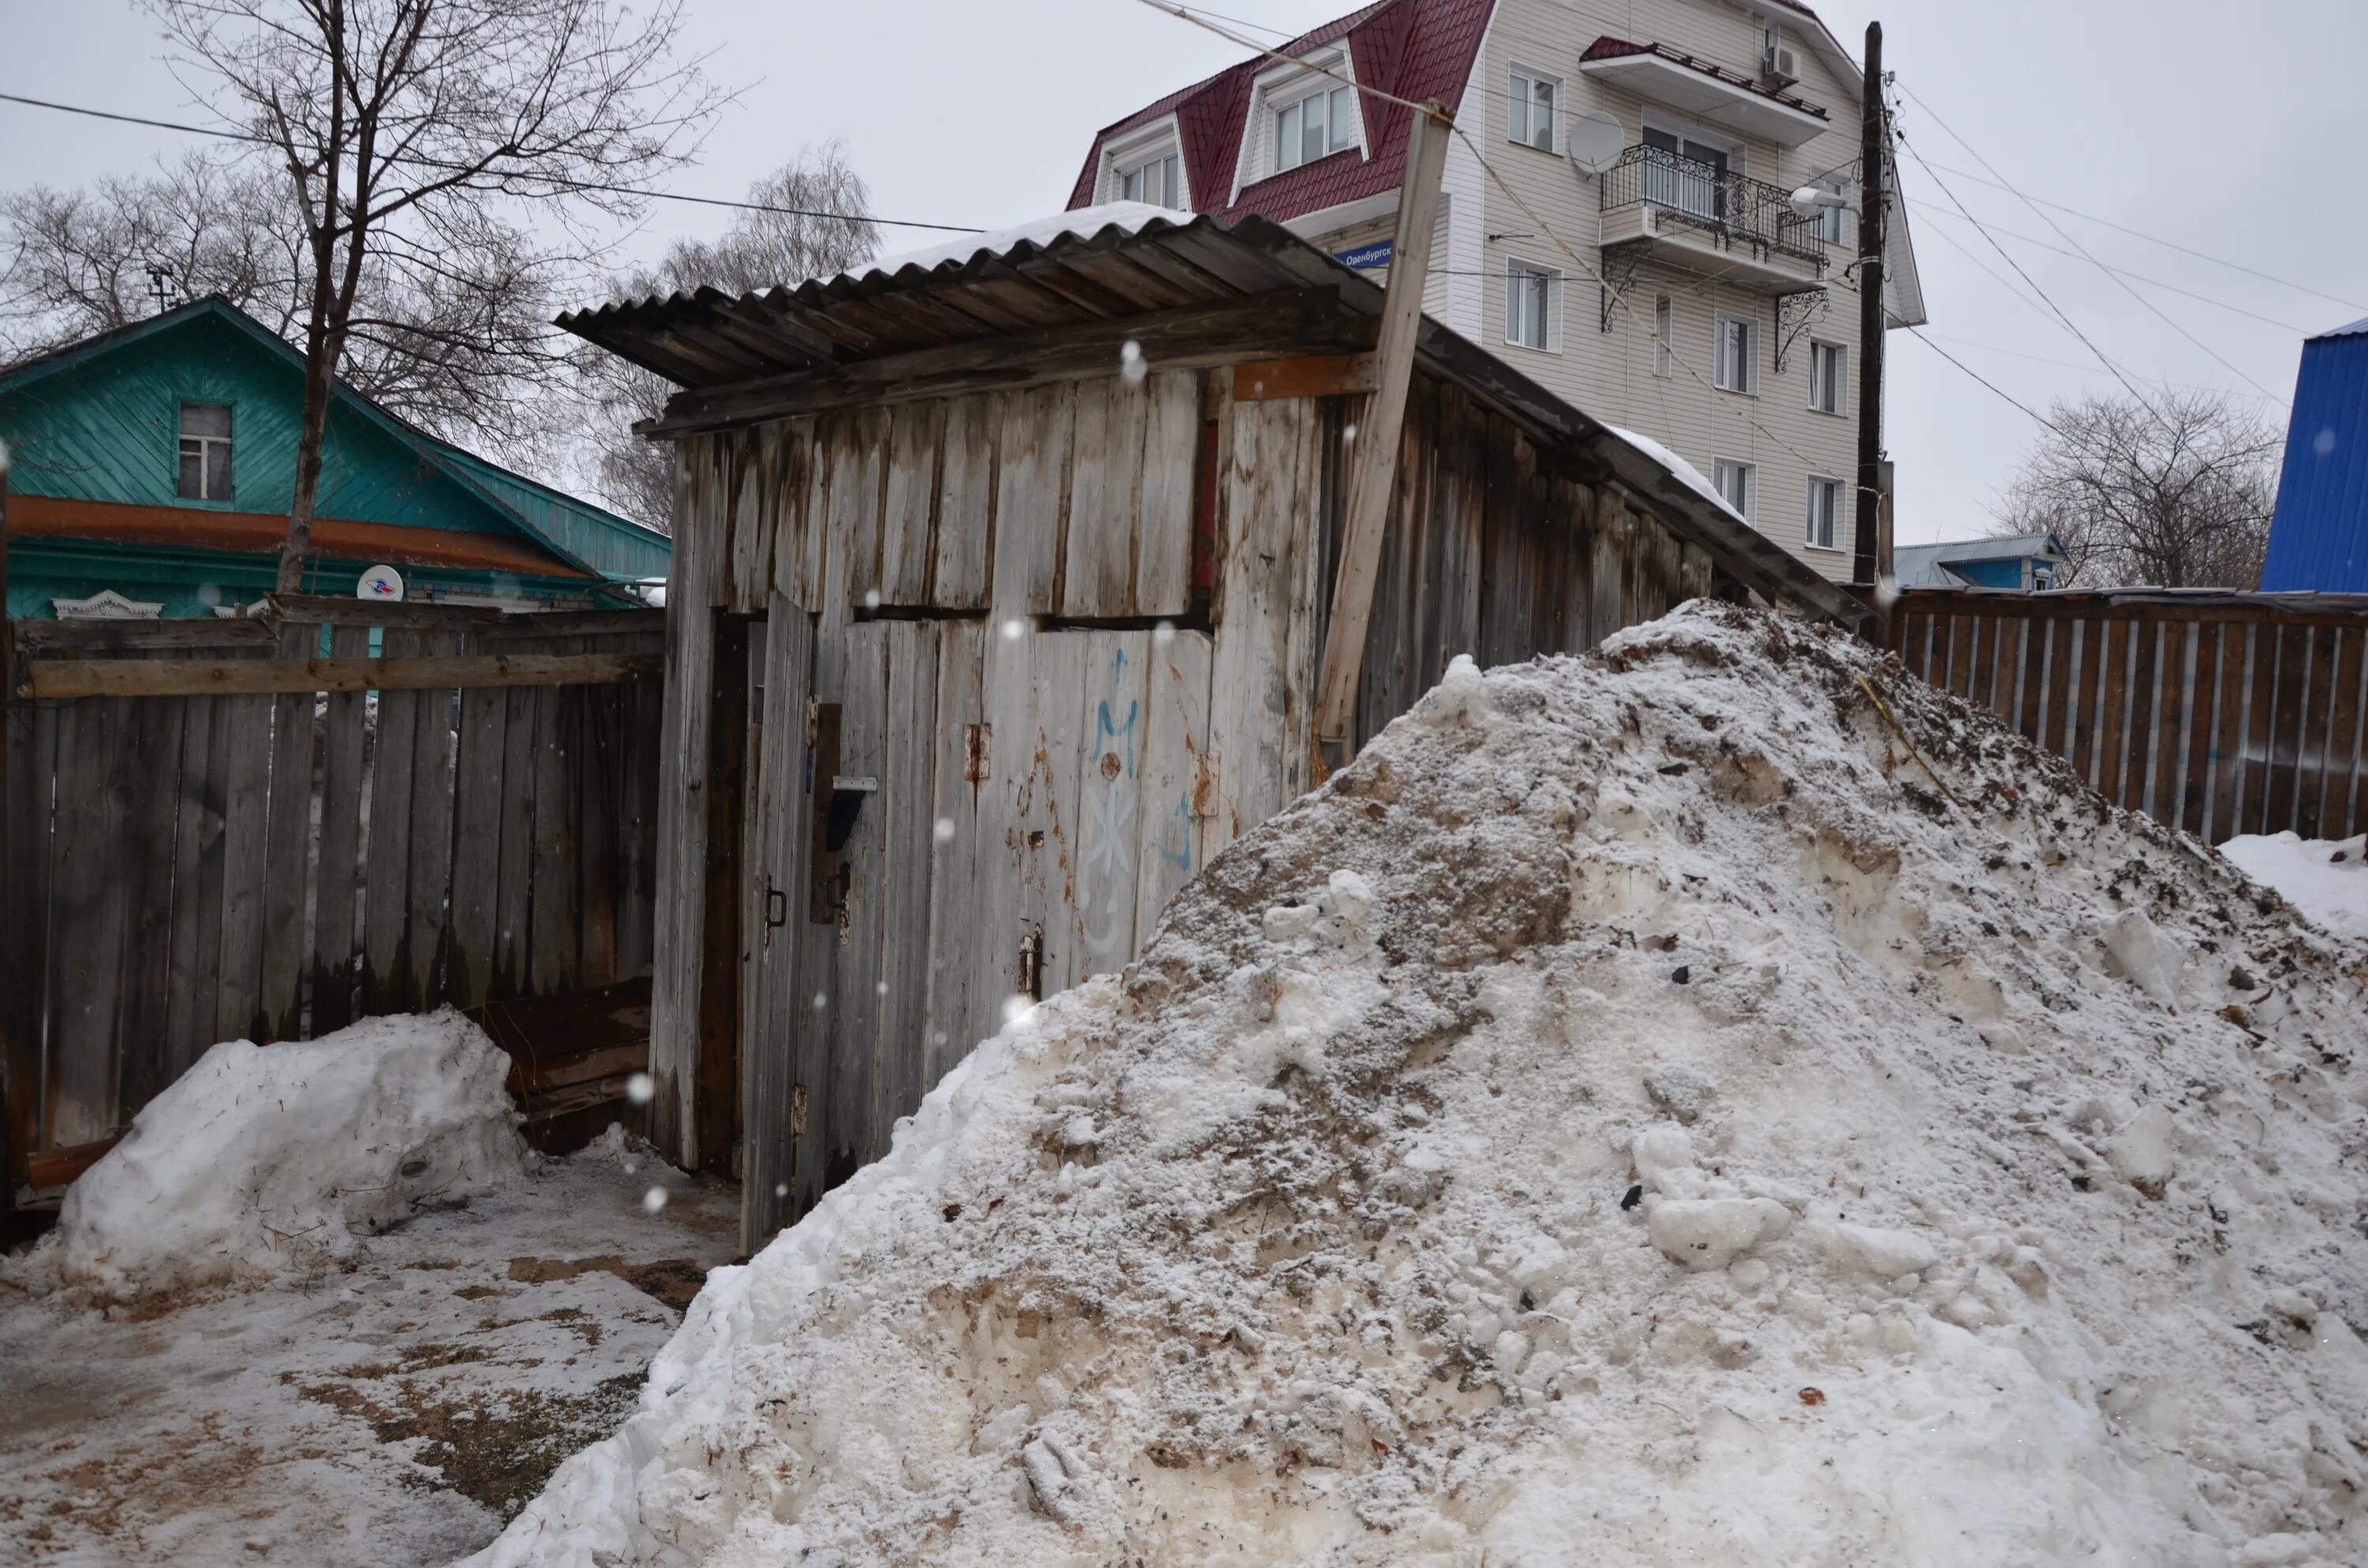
[2263,318,2368,591]
[1950,557,2028,589]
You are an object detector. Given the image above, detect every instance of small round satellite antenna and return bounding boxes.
[1567,111,1627,176]
[357,563,406,604]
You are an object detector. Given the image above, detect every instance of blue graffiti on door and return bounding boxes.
[1078,646,1138,960]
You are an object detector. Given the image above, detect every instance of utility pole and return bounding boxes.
[1853,20,1886,592]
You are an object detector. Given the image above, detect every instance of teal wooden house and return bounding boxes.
[1,298,669,619]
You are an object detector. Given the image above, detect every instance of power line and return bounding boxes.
[1920,330,2281,402]
[1908,155,2366,316]
[0,90,984,233]
[1894,81,2282,402]
[1905,325,2061,433]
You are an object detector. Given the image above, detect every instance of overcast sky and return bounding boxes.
[6,0,2364,544]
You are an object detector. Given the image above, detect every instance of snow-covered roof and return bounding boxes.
[1894,531,2068,589]
[2310,314,2368,342]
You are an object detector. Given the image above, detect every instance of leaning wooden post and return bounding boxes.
[1311,99,1452,762]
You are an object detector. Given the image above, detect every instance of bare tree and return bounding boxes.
[1990,390,2280,589]
[582,140,878,527]
[0,152,557,447]
[146,0,722,591]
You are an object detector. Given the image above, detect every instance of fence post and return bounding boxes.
[1,445,15,1235]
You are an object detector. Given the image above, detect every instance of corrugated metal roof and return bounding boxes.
[2264,325,2368,591]
[559,208,1861,623]
[2310,315,2368,341]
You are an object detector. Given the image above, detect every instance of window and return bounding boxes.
[1806,476,1845,551]
[1121,152,1183,208]
[1714,315,1757,394]
[1506,260,1559,351]
[1509,68,1558,152]
[178,401,233,501]
[1276,83,1356,172]
[1653,294,1673,377]
[1640,125,1734,220]
[1713,458,1755,520]
[1808,339,1847,415]
[1812,176,1849,245]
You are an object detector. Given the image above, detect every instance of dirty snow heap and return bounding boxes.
[14,1011,523,1301]
[470,603,2366,1568]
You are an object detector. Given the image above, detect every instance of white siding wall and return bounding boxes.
[1465,0,1872,582]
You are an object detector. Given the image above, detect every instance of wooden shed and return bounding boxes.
[562,206,1860,1249]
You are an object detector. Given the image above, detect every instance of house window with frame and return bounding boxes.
[1714,314,1758,394]
[1276,82,1357,172]
[1120,152,1183,208]
[1653,294,1674,376]
[1806,476,1845,551]
[1812,175,1849,245]
[1509,68,1558,152]
[1712,458,1755,520]
[1808,339,1847,415]
[178,401,234,501]
[1506,260,1559,351]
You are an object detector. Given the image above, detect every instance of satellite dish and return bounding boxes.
[1567,111,1627,176]
[357,564,406,604]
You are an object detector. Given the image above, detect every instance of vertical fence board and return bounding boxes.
[445,667,511,1008]
[257,625,321,1040]
[2123,618,2160,814]
[529,661,582,997]
[360,631,422,1016]
[493,662,542,1001]
[2,697,51,1172]
[577,683,622,987]
[2298,627,2338,841]
[212,690,275,1042]
[311,626,372,1032]
[402,635,460,1008]
[2182,624,2222,840]
[2261,626,2309,836]
[115,687,189,1112]
[2326,628,2366,842]
[2341,643,2368,844]
[871,620,942,1158]
[44,697,134,1145]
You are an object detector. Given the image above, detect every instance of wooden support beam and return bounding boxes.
[1312,101,1454,751]
[646,288,1368,434]
[22,651,661,699]
[1232,354,1380,402]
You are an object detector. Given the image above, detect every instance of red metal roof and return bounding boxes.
[1066,0,1496,226]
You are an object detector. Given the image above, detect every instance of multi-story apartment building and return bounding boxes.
[1070,0,1926,583]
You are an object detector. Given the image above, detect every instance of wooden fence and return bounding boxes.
[1890,588,2368,845]
[2,598,665,1189]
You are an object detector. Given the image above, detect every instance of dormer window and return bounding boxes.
[1100,116,1190,209]
[1121,152,1182,208]
[177,401,234,501]
[1276,81,1356,171]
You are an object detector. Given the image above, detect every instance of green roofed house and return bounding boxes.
[0,297,669,619]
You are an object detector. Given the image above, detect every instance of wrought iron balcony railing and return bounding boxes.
[1598,144,1829,272]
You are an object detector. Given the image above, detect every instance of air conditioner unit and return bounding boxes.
[1763,41,1800,85]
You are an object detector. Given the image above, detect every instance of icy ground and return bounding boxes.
[0,1131,736,1566]
[2220,832,2368,943]
[469,602,2367,1568]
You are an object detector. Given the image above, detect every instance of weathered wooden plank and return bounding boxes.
[931,395,996,611]
[2340,638,2368,843]
[2297,623,2339,840]
[481,663,540,1002]
[1066,631,1149,987]
[310,625,373,1031]
[1354,380,1429,745]
[2211,624,2254,844]
[1231,353,1380,401]
[1135,628,1214,945]
[694,615,751,1174]
[13,618,279,653]
[1029,632,1095,998]
[164,688,231,1068]
[2261,625,2308,835]
[23,650,662,698]
[649,468,722,1163]
[921,619,990,1097]
[114,686,190,1113]
[614,674,661,980]
[46,695,135,1145]
[2094,619,2132,806]
[403,632,462,1009]
[1207,396,1313,852]
[879,399,945,606]
[2321,627,2365,842]
[2151,624,2194,828]
[727,436,774,616]
[358,632,421,1016]
[2121,617,2160,814]
[444,659,511,1009]
[991,382,1075,619]
[1063,376,1150,618]
[2180,623,2222,840]
[575,681,622,987]
[742,597,814,1252]
[871,619,942,1154]
[5,698,54,1165]
[2016,616,2048,743]
[257,625,321,1040]
[213,686,277,1041]
[529,649,583,997]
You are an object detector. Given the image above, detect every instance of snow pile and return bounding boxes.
[469,604,2366,1568]
[15,1011,523,1302]
[2221,831,2368,941]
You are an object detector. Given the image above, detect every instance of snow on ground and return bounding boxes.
[2220,832,2368,942]
[12,1012,522,1304]
[466,603,2367,1568]
[0,1126,737,1566]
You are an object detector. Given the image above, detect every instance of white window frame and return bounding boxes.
[1808,338,1848,416]
[177,399,234,502]
[1653,294,1674,377]
[1811,174,1849,246]
[1714,313,1759,395]
[1504,257,1561,354]
[1235,47,1366,198]
[1805,475,1845,552]
[1100,115,1190,210]
[1508,64,1561,153]
[1712,458,1755,521]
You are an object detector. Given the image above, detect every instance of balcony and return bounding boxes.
[1597,144,1830,294]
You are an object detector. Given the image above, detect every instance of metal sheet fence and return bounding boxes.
[3,607,663,1178]
[1890,589,2368,845]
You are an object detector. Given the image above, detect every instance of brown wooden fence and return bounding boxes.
[1890,588,2368,844]
[3,598,665,1190]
